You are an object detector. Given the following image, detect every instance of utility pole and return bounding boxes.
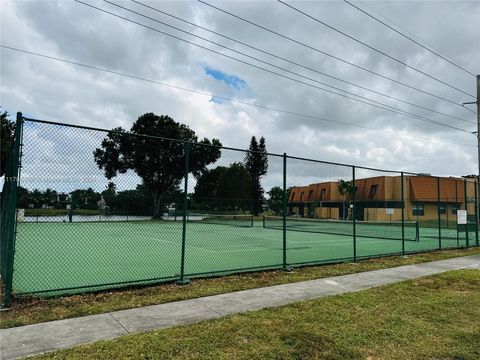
[463,75,480,225]
[477,75,480,183]
[477,75,480,225]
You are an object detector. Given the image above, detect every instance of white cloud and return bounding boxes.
[1,0,478,192]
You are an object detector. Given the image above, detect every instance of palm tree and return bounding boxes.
[338,180,355,220]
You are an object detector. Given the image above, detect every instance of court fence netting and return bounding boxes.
[1,113,479,306]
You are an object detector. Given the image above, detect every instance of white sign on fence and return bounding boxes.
[386,208,394,215]
[457,210,467,225]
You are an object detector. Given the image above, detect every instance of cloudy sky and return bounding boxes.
[1,0,479,185]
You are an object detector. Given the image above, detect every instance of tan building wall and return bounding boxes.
[364,208,403,222]
[288,175,478,222]
[315,207,339,219]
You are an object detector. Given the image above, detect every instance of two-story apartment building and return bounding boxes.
[288,175,477,222]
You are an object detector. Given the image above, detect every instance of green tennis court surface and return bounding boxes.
[12,219,477,295]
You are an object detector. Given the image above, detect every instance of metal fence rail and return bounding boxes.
[1,113,478,306]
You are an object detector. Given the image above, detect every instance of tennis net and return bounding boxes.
[263,216,419,241]
[188,213,254,228]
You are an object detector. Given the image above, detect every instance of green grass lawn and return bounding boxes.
[29,269,480,360]
[2,247,479,329]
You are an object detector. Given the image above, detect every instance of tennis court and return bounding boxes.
[2,117,478,304]
[12,216,476,295]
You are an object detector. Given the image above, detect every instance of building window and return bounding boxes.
[308,190,314,200]
[300,192,304,201]
[451,203,460,214]
[320,188,326,201]
[412,203,424,216]
[369,185,378,199]
[291,192,296,200]
[438,203,446,215]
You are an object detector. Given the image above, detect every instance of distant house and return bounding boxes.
[57,193,69,203]
[289,175,476,222]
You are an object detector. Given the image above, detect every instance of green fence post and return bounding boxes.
[0,146,13,281]
[0,140,12,303]
[282,153,290,271]
[464,178,469,247]
[1,112,23,307]
[401,172,405,255]
[352,166,357,262]
[437,177,441,250]
[475,179,479,246]
[177,142,190,285]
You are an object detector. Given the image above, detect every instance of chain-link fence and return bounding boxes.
[1,114,479,306]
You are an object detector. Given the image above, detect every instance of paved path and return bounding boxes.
[1,255,479,359]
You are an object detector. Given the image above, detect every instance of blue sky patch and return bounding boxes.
[209,96,226,104]
[205,67,247,89]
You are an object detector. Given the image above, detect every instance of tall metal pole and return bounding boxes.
[2,113,23,307]
[437,177,442,250]
[352,166,357,262]
[477,75,480,228]
[477,75,480,186]
[401,172,405,255]
[177,142,190,285]
[464,178,469,247]
[282,153,289,270]
[463,76,479,227]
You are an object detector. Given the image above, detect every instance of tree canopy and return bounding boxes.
[193,163,251,212]
[267,186,291,215]
[1,111,15,177]
[244,136,268,215]
[193,166,227,200]
[216,163,251,201]
[94,113,222,217]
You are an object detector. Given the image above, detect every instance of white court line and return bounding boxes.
[147,235,394,253]
[144,237,282,254]
[146,237,217,253]
[287,238,408,247]
[146,237,276,254]
[210,247,277,254]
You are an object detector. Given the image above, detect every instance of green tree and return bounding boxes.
[1,111,15,176]
[70,188,101,210]
[216,163,251,210]
[29,189,43,208]
[267,186,291,215]
[192,166,227,210]
[244,136,268,215]
[94,113,222,218]
[44,188,58,207]
[101,182,117,210]
[193,166,227,200]
[338,180,355,220]
[16,186,29,208]
[115,185,153,216]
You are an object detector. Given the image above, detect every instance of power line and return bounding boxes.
[115,0,475,126]
[1,45,476,149]
[129,0,474,125]
[278,0,475,98]
[343,0,476,77]
[75,0,473,133]
[198,0,475,111]
[357,0,470,71]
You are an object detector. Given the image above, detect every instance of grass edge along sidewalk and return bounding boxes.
[1,247,479,329]
[21,269,480,360]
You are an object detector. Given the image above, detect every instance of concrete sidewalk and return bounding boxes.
[1,255,479,359]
